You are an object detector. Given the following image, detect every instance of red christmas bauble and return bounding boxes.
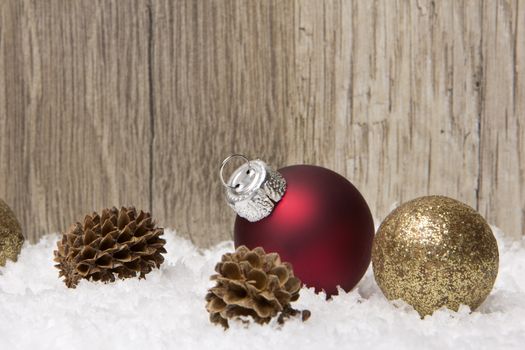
[231,164,374,296]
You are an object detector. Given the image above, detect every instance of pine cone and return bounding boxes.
[54,207,166,288]
[205,245,310,328]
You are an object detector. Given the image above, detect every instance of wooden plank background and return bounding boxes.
[0,0,523,247]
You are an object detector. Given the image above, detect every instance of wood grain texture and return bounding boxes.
[288,0,483,221]
[0,0,524,245]
[0,0,151,241]
[478,0,525,238]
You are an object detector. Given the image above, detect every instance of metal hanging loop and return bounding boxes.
[219,154,252,190]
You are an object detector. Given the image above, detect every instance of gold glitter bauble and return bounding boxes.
[0,199,24,266]
[372,196,499,317]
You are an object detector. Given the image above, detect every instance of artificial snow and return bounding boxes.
[0,228,524,350]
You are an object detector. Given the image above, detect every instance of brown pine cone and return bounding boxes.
[205,245,310,328]
[54,207,166,288]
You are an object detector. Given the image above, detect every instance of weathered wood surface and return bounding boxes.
[0,0,151,240]
[0,0,524,246]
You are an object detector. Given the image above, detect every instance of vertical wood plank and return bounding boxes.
[517,0,525,235]
[479,0,525,237]
[0,0,26,231]
[151,1,295,245]
[0,0,151,241]
[288,0,482,225]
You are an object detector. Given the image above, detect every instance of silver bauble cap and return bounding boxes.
[220,155,287,222]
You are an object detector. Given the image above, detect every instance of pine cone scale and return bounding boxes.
[82,229,98,245]
[101,220,115,235]
[113,248,132,262]
[117,211,131,229]
[246,269,267,290]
